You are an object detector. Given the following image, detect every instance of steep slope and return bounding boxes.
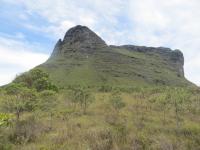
[37,25,192,87]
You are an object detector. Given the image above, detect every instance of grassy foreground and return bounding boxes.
[0,85,200,150]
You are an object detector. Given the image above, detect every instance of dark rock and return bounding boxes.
[111,45,185,77]
[51,25,107,57]
[51,39,63,56]
[170,49,184,77]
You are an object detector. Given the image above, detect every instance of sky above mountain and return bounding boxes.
[0,0,200,86]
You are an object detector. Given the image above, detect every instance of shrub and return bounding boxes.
[2,83,37,120]
[37,90,57,111]
[109,91,125,112]
[86,127,113,150]
[9,115,46,144]
[0,129,13,150]
[69,88,94,114]
[112,123,128,145]
[14,69,58,92]
[0,113,13,127]
[37,90,58,129]
[98,85,112,92]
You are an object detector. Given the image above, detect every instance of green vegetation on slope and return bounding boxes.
[0,71,199,149]
[37,46,192,88]
[0,25,198,150]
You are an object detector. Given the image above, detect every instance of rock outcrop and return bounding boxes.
[51,25,107,57]
[111,45,185,77]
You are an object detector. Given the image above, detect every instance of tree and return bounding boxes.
[33,77,50,92]
[1,83,37,120]
[37,90,57,111]
[14,69,58,92]
[82,89,94,114]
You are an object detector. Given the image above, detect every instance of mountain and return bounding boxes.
[2,26,200,150]
[37,25,192,88]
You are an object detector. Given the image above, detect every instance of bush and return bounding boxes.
[14,69,58,92]
[0,113,13,127]
[109,91,125,112]
[9,115,46,144]
[98,85,112,92]
[0,128,13,150]
[2,83,37,120]
[112,123,128,145]
[69,87,94,114]
[37,90,57,111]
[86,127,113,150]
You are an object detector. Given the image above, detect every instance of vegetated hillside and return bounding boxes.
[0,25,199,150]
[0,83,200,150]
[37,25,193,88]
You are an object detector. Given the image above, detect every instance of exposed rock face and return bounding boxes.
[51,25,107,56]
[52,39,62,56]
[170,49,184,77]
[111,45,185,77]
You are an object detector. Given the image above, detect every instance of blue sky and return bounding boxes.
[0,0,200,86]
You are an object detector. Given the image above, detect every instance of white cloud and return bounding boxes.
[17,0,127,40]
[185,53,200,86]
[0,73,18,86]
[0,36,49,86]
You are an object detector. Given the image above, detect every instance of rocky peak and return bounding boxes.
[63,25,107,47]
[51,25,107,56]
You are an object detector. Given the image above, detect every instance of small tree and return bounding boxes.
[37,90,57,129]
[14,69,58,92]
[1,83,37,121]
[69,88,94,114]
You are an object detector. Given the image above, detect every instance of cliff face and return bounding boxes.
[51,25,107,57]
[112,45,185,77]
[38,25,191,87]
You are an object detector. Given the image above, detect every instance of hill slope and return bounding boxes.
[1,25,199,150]
[37,25,192,87]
